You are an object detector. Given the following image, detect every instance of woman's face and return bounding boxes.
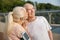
[13,14,25,24]
[13,12,27,24]
[13,14,20,22]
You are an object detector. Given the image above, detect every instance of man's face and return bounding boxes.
[25,4,35,19]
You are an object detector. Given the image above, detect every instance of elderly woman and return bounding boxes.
[7,7,30,40]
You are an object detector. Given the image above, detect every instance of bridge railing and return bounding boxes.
[36,10,60,25]
[0,10,60,25]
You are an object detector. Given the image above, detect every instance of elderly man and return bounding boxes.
[24,3,53,40]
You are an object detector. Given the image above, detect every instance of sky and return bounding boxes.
[26,0,60,6]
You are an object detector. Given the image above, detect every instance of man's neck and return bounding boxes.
[28,16,36,22]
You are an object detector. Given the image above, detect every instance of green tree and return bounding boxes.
[0,0,25,12]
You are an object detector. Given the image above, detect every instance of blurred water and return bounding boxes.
[52,26,60,34]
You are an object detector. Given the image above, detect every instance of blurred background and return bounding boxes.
[0,0,60,40]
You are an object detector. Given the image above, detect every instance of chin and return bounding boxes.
[29,16,33,18]
[29,18,33,20]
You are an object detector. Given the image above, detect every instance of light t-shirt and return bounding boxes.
[27,16,52,40]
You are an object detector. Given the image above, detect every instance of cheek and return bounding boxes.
[28,10,31,14]
[32,11,35,16]
[21,20,25,23]
[32,9,35,13]
[28,13,32,16]
[25,13,28,19]
[24,14,28,20]
[13,18,20,22]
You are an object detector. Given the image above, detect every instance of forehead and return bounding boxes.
[25,4,34,9]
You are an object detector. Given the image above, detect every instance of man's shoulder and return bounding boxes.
[36,16,46,20]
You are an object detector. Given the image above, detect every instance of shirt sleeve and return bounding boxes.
[14,25,25,38]
[42,16,52,31]
[8,23,26,40]
[8,25,22,40]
